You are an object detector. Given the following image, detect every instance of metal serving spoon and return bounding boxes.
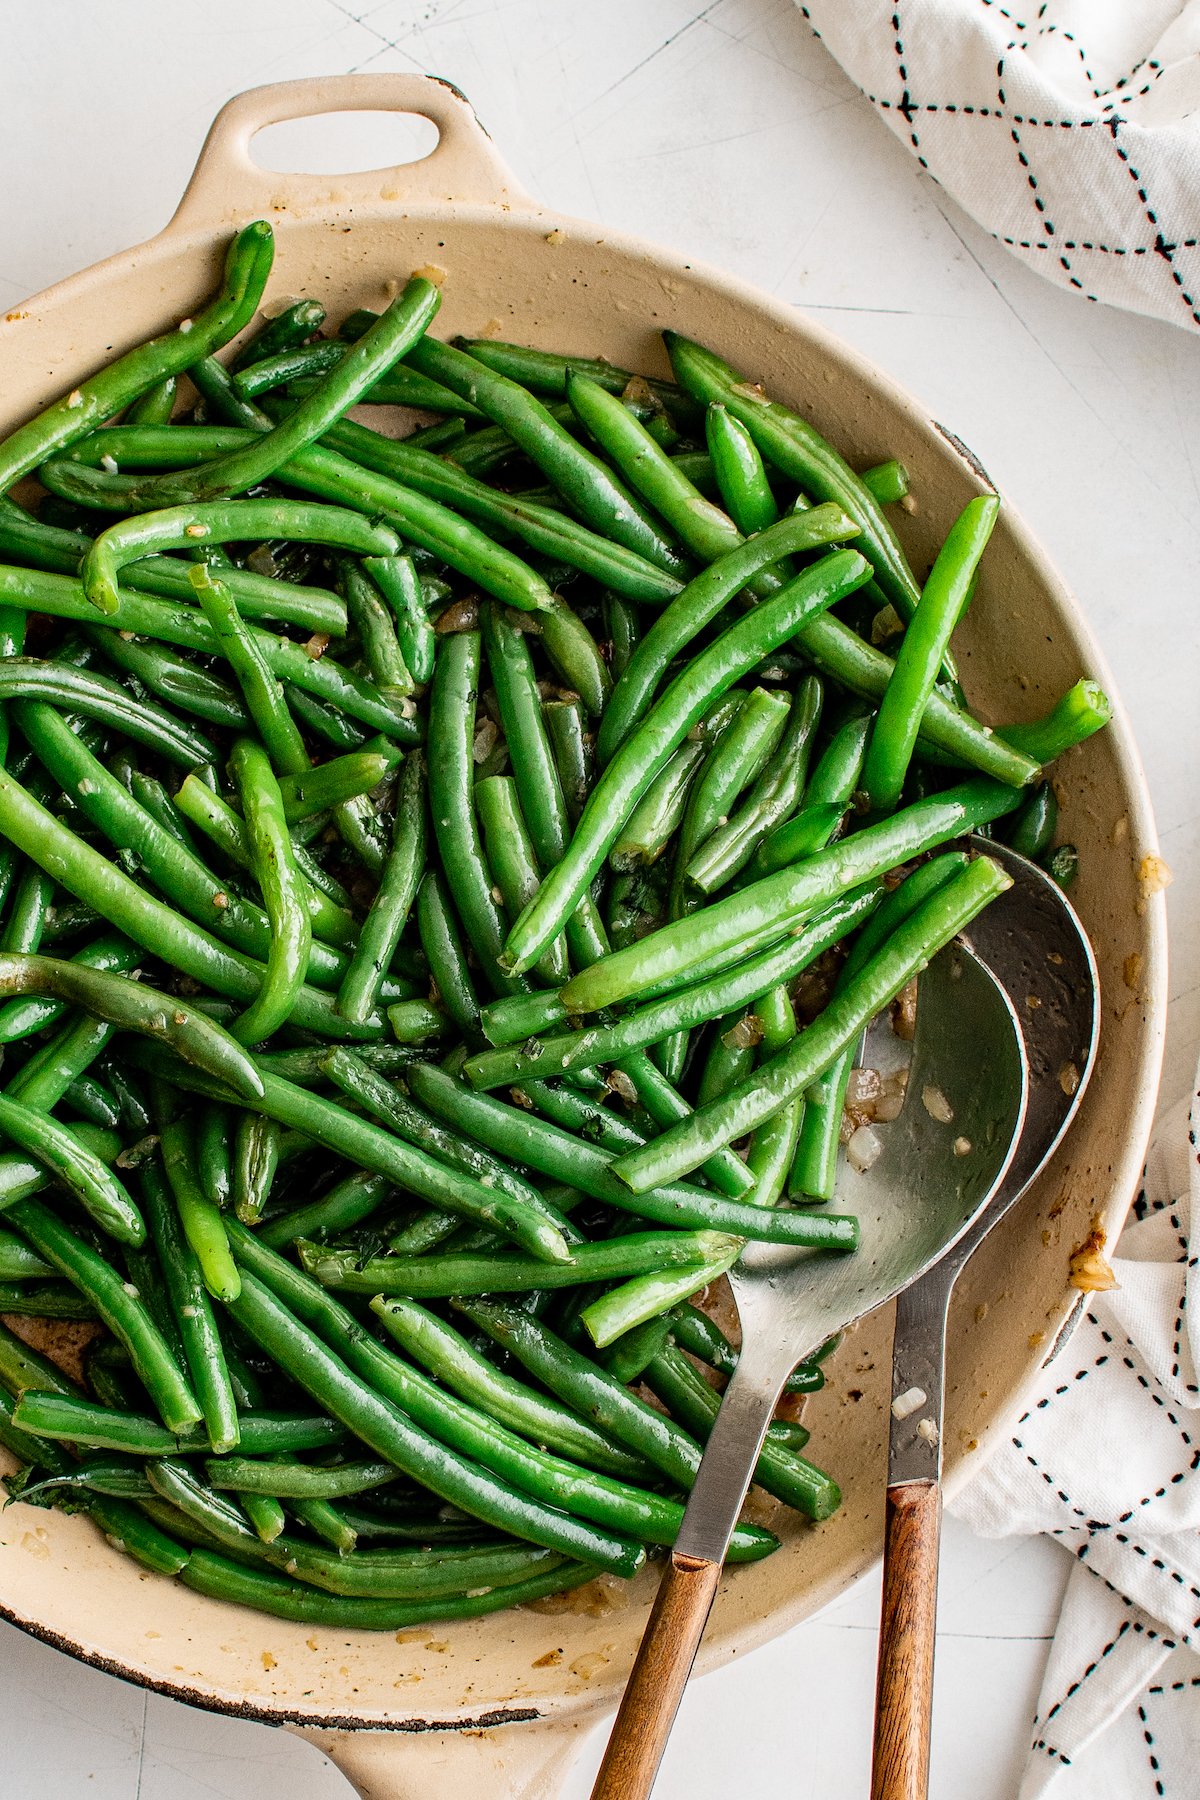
[871,841,1100,1800]
[591,940,1030,1800]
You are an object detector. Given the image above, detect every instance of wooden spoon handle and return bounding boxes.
[590,1552,722,1800]
[871,1479,943,1800]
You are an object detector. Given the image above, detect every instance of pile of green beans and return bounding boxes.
[0,225,1106,1634]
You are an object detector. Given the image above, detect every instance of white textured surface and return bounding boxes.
[0,2,1196,1794]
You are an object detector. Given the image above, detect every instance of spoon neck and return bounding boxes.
[671,1331,798,1566]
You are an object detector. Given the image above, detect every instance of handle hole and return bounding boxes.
[249,111,440,176]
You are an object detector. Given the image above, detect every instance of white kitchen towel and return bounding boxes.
[796,1,1200,334]
[949,1070,1200,1797]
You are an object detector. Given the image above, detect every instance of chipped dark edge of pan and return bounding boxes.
[0,1595,545,1733]
[932,422,996,492]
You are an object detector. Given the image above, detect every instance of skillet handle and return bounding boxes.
[871,1479,942,1800]
[169,73,535,233]
[298,1713,584,1798]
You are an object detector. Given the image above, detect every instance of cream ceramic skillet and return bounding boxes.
[0,73,1167,1800]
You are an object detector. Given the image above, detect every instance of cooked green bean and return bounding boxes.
[7,1198,200,1431]
[126,377,178,426]
[232,298,327,372]
[504,549,869,974]
[457,340,696,421]
[999,679,1112,762]
[300,1229,735,1296]
[685,676,823,893]
[226,736,311,1044]
[386,998,448,1043]
[476,775,569,986]
[18,699,349,984]
[11,1391,342,1457]
[465,887,876,1089]
[90,632,250,731]
[705,404,779,535]
[789,853,969,1201]
[429,630,527,997]
[596,508,857,766]
[158,1113,240,1303]
[0,657,214,764]
[559,778,1021,1014]
[258,1170,390,1251]
[337,753,426,1025]
[171,773,357,954]
[363,553,435,684]
[860,459,910,506]
[79,497,397,618]
[610,738,707,872]
[0,221,273,499]
[1005,781,1058,860]
[863,496,999,812]
[612,853,1011,1189]
[139,1156,239,1453]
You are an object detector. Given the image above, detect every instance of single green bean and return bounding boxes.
[158,1113,241,1302]
[126,378,178,426]
[415,869,480,1036]
[364,553,435,684]
[1004,781,1058,860]
[300,1229,736,1297]
[139,1157,239,1453]
[999,679,1112,762]
[862,496,999,812]
[226,736,311,1043]
[337,754,426,1026]
[705,404,779,535]
[258,1170,391,1251]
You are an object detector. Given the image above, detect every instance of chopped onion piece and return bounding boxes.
[873,1069,909,1123]
[922,1083,954,1124]
[891,1386,926,1420]
[605,1068,638,1105]
[472,719,498,764]
[722,1013,764,1051]
[846,1067,882,1105]
[846,1124,883,1172]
